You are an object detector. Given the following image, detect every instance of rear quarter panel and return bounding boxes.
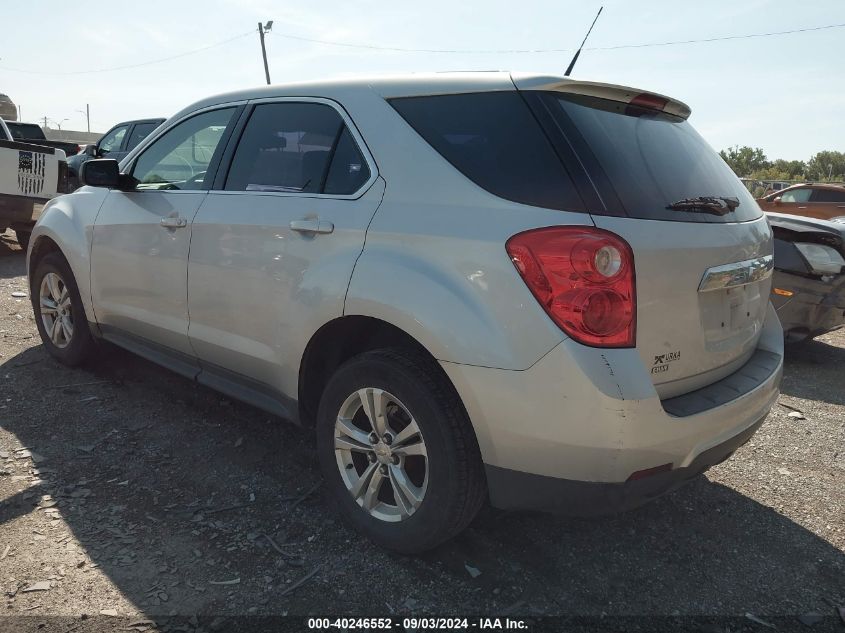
[342,91,589,370]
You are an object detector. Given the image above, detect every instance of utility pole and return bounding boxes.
[257,21,273,85]
[77,105,91,132]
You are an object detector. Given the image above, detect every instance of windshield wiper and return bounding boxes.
[666,196,740,216]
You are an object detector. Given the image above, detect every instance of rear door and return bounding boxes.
[527,91,773,398]
[187,98,383,398]
[807,187,845,220]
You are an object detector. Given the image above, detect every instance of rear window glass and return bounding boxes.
[811,188,845,203]
[389,92,584,212]
[7,122,44,140]
[126,122,160,151]
[543,93,761,223]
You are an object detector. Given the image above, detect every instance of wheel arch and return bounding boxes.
[298,315,462,428]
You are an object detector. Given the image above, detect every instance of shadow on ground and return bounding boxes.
[1,337,844,621]
[0,232,27,280]
[781,337,845,406]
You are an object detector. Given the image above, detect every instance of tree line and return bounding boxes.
[719,147,845,183]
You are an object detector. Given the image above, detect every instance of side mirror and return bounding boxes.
[773,196,782,205]
[80,159,120,188]
[84,144,98,157]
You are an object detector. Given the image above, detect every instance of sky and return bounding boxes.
[1,0,843,161]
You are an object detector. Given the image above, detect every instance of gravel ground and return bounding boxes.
[1,229,844,631]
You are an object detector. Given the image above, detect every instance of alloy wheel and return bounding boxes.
[334,388,428,522]
[39,272,74,349]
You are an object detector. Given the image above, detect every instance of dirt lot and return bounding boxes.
[1,229,844,631]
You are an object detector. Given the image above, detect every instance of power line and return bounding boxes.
[0,31,253,76]
[266,21,845,54]
[1,20,842,77]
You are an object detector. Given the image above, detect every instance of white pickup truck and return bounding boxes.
[0,118,68,250]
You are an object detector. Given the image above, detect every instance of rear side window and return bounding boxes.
[225,102,369,195]
[324,127,370,194]
[810,188,845,203]
[126,122,160,152]
[389,92,584,212]
[539,93,761,223]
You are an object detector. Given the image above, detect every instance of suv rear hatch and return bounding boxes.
[389,77,774,399]
[517,79,773,398]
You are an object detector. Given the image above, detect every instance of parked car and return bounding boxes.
[0,135,67,249]
[0,119,81,158]
[0,94,16,121]
[27,73,783,552]
[66,118,165,190]
[757,183,845,222]
[767,213,845,342]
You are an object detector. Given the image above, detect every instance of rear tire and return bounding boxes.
[31,252,96,366]
[316,348,486,553]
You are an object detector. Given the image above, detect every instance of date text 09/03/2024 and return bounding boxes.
[307,618,529,630]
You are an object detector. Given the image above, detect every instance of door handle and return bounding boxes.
[160,217,187,228]
[289,218,334,235]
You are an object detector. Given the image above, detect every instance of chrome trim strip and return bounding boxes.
[698,254,774,292]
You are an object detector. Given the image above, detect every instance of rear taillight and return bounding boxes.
[506,227,636,348]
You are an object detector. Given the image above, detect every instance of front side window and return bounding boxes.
[132,108,235,191]
[99,125,129,154]
[810,188,845,203]
[125,122,161,152]
[225,102,368,195]
[781,188,812,203]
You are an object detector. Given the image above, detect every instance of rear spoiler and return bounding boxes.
[510,74,692,120]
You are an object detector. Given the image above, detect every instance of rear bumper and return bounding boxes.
[772,270,845,341]
[485,414,765,515]
[441,303,783,513]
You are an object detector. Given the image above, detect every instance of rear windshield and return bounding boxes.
[6,122,46,140]
[389,92,584,212]
[542,93,760,223]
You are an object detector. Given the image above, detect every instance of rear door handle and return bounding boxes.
[160,217,187,228]
[289,218,334,235]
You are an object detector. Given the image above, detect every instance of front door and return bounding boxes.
[187,99,382,399]
[90,107,238,363]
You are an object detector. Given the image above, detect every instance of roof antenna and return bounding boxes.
[564,6,604,77]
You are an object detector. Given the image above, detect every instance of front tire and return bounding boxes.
[31,252,96,366]
[316,348,486,553]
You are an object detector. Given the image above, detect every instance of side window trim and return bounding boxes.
[124,104,245,193]
[211,96,378,200]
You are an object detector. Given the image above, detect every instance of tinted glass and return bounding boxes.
[132,108,234,191]
[781,188,812,203]
[226,103,343,193]
[7,122,44,140]
[125,122,161,151]
[810,188,845,203]
[390,92,584,211]
[324,127,370,195]
[544,93,761,223]
[99,125,128,154]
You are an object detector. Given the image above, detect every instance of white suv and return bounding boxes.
[27,73,783,553]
